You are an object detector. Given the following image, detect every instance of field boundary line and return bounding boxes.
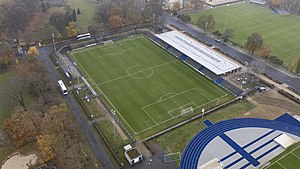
[92,38,140,59]
[277,162,286,169]
[98,60,177,86]
[292,152,300,160]
[72,53,140,134]
[264,145,300,169]
[142,109,159,125]
[87,50,97,59]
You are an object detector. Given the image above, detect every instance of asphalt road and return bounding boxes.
[38,46,115,169]
[163,14,300,92]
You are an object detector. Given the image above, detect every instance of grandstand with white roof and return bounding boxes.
[155,31,240,76]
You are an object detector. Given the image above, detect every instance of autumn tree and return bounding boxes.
[269,0,284,6]
[257,44,272,59]
[41,103,87,168]
[28,46,40,56]
[109,15,123,28]
[245,32,264,54]
[222,29,234,42]
[289,56,300,73]
[0,44,14,68]
[37,134,56,162]
[190,0,204,9]
[66,22,80,37]
[127,7,143,25]
[4,112,42,147]
[171,1,181,13]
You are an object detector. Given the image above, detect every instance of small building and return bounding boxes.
[124,144,143,165]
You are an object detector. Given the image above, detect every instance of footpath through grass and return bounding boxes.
[188,3,300,65]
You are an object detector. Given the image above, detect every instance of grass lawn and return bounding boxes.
[265,142,300,169]
[70,35,234,139]
[148,99,254,156]
[68,0,98,32]
[188,2,300,66]
[0,71,14,129]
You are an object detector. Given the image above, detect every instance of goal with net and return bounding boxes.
[181,107,194,116]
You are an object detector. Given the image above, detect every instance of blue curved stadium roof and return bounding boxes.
[180,115,300,169]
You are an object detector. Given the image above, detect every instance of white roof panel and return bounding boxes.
[274,133,296,149]
[156,31,240,75]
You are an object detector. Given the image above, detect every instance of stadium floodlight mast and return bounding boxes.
[52,33,57,55]
[241,61,248,87]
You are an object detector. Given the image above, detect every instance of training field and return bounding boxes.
[188,3,300,66]
[265,144,300,169]
[71,36,233,138]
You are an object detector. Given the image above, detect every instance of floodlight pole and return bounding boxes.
[241,61,248,87]
[52,33,57,55]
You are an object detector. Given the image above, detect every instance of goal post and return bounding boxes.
[181,107,194,116]
[164,152,181,163]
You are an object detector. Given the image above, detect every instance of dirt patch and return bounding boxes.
[245,89,300,119]
[1,153,37,169]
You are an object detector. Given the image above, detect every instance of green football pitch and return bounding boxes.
[265,144,300,169]
[188,3,300,66]
[70,36,233,138]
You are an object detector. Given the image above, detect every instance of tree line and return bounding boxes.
[1,49,98,168]
[268,0,300,15]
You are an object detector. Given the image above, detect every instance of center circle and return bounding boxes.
[127,65,153,79]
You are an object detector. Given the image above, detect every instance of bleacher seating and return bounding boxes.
[155,39,170,49]
[167,47,182,58]
[219,80,244,96]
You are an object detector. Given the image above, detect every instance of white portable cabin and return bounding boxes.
[124,144,143,165]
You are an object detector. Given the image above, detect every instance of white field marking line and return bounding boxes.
[135,93,228,134]
[141,108,159,125]
[92,45,138,59]
[97,60,177,86]
[87,50,97,59]
[159,93,177,101]
[127,65,154,80]
[142,88,197,109]
[292,152,300,160]
[277,162,286,169]
[194,87,212,101]
[71,36,140,55]
[72,53,139,134]
[264,145,300,169]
